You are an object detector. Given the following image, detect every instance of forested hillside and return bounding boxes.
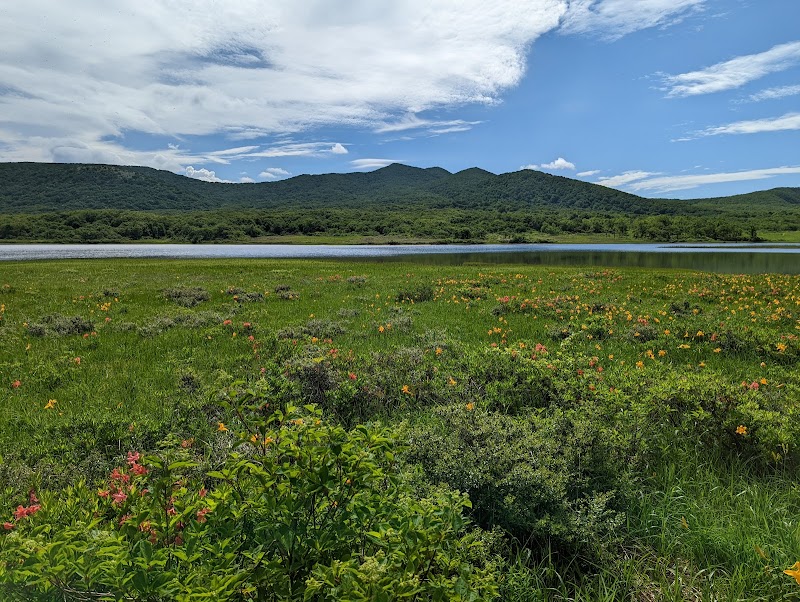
[0,162,798,242]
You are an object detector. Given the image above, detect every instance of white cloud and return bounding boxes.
[521,158,576,171]
[617,166,800,193]
[560,0,705,40]
[744,84,800,103]
[691,112,800,137]
[239,176,255,183]
[0,1,568,164]
[244,141,350,158]
[374,114,481,135]
[259,167,292,180]
[350,158,403,170]
[597,170,659,187]
[577,169,600,176]
[662,41,800,97]
[184,166,228,182]
[540,157,576,170]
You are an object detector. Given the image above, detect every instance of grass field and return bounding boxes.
[1,258,799,599]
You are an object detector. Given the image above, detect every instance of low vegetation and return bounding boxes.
[1,259,799,599]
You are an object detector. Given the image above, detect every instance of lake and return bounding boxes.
[1,243,800,273]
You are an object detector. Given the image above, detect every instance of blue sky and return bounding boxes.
[1,0,798,198]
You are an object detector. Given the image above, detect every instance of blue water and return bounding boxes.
[1,243,799,273]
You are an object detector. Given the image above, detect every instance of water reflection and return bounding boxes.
[1,243,799,274]
[369,250,800,274]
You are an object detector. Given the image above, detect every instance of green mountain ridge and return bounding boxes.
[2,161,797,215]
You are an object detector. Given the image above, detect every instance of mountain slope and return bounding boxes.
[0,162,798,218]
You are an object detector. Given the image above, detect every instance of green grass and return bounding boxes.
[1,258,800,599]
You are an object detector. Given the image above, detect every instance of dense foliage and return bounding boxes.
[0,162,798,242]
[1,259,800,599]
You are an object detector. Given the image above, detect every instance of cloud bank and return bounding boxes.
[0,1,710,172]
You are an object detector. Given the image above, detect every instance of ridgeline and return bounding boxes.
[0,162,798,242]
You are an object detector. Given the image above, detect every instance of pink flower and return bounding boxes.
[111,491,128,506]
[3,522,13,531]
[13,506,27,520]
[11,380,21,389]
[196,507,211,523]
[126,451,140,466]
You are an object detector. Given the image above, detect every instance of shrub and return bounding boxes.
[162,286,210,307]
[26,314,94,337]
[0,403,498,601]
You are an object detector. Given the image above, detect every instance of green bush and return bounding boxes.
[0,400,498,601]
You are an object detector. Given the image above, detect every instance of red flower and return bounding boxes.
[11,380,21,389]
[348,372,357,380]
[199,487,207,498]
[196,507,211,523]
[126,451,140,466]
[98,489,109,498]
[3,522,13,531]
[111,491,128,505]
[13,506,27,520]
[131,463,148,476]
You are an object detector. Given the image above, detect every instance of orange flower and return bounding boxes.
[784,561,800,585]
[217,422,228,432]
[465,402,475,411]
[401,385,412,395]
[736,425,748,436]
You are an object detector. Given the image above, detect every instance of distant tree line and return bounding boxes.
[0,208,790,243]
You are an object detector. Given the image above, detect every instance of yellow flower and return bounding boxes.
[784,561,800,585]
[44,399,57,410]
[760,378,768,385]
[378,325,385,333]
[435,347,443,355]
[401,384,412,395]
[713,347,722,353]
[658,350,666,357]
[465,402,475,411]
[448,377,457,386]
[218,422,228,432]
[736,425,748,436]
[635,361,644,369]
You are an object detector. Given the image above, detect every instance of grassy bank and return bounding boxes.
[1,259,799,599]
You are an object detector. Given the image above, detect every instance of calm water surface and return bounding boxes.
[1,243,799,273]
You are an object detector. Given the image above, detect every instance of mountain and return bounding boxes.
[0,161,798,220]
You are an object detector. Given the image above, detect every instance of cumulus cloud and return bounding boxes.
[522,157,576,171]
[612,166,800,193]
[239,176,255,183]
[259,167,292,180]
[541,157,576,170]
[350,158,403,170]
[184,166,227,182]
[662,41,800,97]
[560,0,705,40]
